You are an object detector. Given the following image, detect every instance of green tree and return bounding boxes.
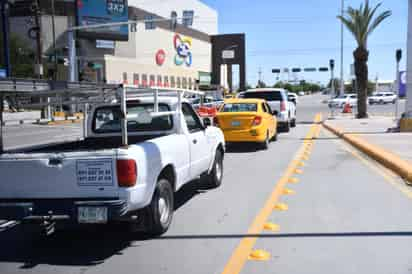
[338,0,391,118]
[0,33,35,78]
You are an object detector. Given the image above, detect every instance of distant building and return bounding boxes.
[8,0,218,88]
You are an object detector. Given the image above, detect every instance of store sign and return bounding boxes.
[156,49,166,66]
[96,40,115,49]
[222,50,235,59]
[77,0,129,41]
[0,69,6,78]
[174,34,192,67]
[199,71,211,86]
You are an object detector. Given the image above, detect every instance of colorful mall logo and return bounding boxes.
[156,49,166,66]
[174,34,192,67]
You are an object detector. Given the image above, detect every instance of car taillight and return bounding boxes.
[213,117,219,126]
[117,159,137,187]
[280,101,286,112]
[252,116,262,126]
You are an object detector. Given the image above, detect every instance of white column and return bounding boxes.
[406,0,412,116]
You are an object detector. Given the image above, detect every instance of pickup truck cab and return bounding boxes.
[239,88,297,132]
[0,94,225,235]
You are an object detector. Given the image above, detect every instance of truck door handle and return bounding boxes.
[192,139,197,144]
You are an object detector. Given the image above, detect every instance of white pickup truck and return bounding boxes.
[0,91,225,235]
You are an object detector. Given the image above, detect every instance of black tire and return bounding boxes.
[205,150,224,188]
[147,178,174,236]
[261,132,270,150]
[283,121,290,133]
[271,130,278,142]
[291,118,296,128]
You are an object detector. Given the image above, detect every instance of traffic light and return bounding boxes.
[318,67,329,72]
[396,49,402,63]
[329,59,335,70]
[272,69,281,73]
[292,68,301,73]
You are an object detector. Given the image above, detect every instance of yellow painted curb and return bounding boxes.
[323,122,412,184]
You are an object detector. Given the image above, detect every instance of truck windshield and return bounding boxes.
[93,103,173,133]
[243,92,283,101]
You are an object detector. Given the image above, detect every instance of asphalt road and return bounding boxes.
[1,94,412,274]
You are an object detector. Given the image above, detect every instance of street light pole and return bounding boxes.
[330,59,335,118]
[340,0,344,96]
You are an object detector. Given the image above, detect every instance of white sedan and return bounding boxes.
[328,94,357,108]
[368,92,397,104]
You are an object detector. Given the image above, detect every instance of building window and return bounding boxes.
[133,73,139,86]
[182,10,194,27]
[176,77,181,88]
[123,72,128,84]
[164,76,169,87]
[182,77,187,89]
[149,75,155,86]
[157,75,162,87]
[188,78,193,90]
[170,11,178,30]
[145,15,156,30]
[171,76,176,88]
[142,74,148,87]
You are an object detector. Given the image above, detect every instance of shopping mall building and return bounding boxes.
[7,0,245,90]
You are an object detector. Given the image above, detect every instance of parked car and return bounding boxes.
[298,91,305,96]
[239,88,296,132]
[0,94,225,236]
[288,92,298,104]
[214,98,277,149]
[328,94,357,108]
[368,92,397,104]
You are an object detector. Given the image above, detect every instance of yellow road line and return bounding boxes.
[221,113,322,274]
[323,128,412,199]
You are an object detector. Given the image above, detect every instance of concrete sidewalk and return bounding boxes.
[323,115,412,183]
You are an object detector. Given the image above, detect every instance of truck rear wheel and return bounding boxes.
[204,150,223,188]
[147,178,174,236]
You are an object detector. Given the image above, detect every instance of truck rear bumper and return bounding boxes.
[0,199,128,223]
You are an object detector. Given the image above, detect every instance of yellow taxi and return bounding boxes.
[214,98,278,149]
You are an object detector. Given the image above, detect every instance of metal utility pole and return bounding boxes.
[395,49,402,119]
[330,59,335,118]
[51,0,57,79]
[339,0,345,96]
[1,0,11,77]
[33,0,43,78]
[258,67,262,87]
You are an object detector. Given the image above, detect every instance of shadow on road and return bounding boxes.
[0,181,211,269]
[225,143,260,153]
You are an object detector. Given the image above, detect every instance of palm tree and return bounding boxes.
[338,0,391,118]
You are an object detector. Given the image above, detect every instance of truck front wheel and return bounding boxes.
[147,178,174,235]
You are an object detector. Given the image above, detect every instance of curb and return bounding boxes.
[322,121,412,184]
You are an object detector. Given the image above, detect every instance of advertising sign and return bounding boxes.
[77,0,129,41]
[0,69,6,78]
[399,71,406,98]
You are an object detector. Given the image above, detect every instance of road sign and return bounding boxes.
[400,71,406,97]
[0,69,6,78]
[222,50,235,59]
[292,68,301,73]
[304,68,316,72]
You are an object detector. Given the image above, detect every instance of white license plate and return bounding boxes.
[78,207,108,224]
[231,121,241,127]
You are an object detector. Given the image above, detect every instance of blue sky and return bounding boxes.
[202,0,408,86]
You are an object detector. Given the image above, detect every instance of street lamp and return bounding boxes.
[330,59,336,118]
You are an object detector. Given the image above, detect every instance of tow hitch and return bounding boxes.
[24,212,70,236]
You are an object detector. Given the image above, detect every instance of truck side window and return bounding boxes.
[182,103,203,133]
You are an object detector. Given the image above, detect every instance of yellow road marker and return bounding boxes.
[248,250,271,261]
[282,188,295,195]
[263,223,280,232]
[221,113,322,274]
[288,177,299,184]
[274,203,288,211]
[294,169,304,174]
